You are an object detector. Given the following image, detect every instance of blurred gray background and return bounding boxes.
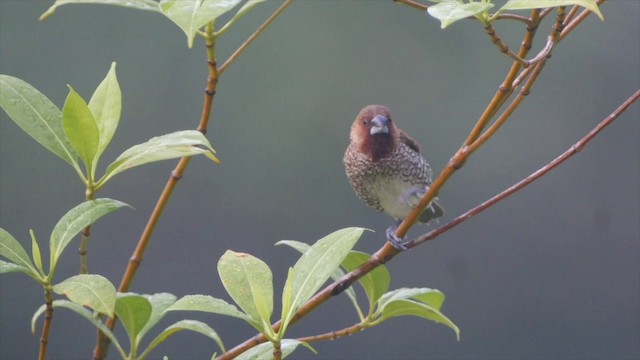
[1,1,638,359]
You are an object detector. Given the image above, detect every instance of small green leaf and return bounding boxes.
[62,86,100,174]
[379,299,459,340]
[280,228,365,334]
[427,0,494,28]
[160,0,243,48]
[29,230,44,276]
[140,319,225,359]
[0,228,36,274]
[167,294,252,322]
[341,251,390,315]
[235,339,316,360]
[100,130,218,188]
[138,293,177,341]
[218,251,274,333]
[501,0,603,21]
[0,75,77,167]
[115,293,153,352]
[216,0,268,37]
[49,199,129,276]
[40,0,161,21]
[89,62,121,171]
[32,300,127,358]
[375,287,459,340]
[53,274,116,316]
[0,260,36,278]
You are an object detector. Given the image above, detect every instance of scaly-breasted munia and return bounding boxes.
[343,105,444,249]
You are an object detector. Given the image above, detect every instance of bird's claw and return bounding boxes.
[386,225,409,251]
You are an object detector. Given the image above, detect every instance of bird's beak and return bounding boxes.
[370,115,389,135]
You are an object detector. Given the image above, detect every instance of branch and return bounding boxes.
[406,89,640,248]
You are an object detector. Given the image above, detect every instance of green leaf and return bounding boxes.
[276,240,362,319]
[40,0,161,21]
[375,287,459,340]
[138,293,177,341]
[427,0,494,28]
[53,274,116,317]
[30,230,44,276]
[49,198,129,276]
[160,0,243,48]
[32,300,127,358]
[0,228,36,274]
[100,130,218,187]
[217,251,274,334]
[140,319,225,359]
[377,287,444,309]
[280,227,364,334]
[115,293,153,353]
[216,0,268,37]
[0,260,37,278]
[62,85,100,175]
[501,0,603,21]
[379,299,459,340]
[167,294,252,322]
[88,62,121,171]
[341,251,390,315]
[0,75,77,167]
[235,339,316,360]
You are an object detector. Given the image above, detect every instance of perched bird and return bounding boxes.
[343,105,444,250]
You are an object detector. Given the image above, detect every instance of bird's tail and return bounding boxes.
[419,197,444,224]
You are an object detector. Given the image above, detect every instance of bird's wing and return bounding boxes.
[398,129,421,153]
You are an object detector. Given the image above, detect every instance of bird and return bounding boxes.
[343,104,444,250]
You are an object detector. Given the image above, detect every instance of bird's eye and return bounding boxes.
[362,120,369,126]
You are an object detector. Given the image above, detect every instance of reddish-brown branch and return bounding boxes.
[407,89,639,248]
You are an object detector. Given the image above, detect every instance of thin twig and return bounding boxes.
[218,0,293,74]
[393,0,428,11]
[484,24,530,67]
[296,322,368,343]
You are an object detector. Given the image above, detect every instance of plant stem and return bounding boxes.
[79,188,94,274]
[38,285,54,360]
[296,322,368,343]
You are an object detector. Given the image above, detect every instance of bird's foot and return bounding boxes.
[386,224,409,251]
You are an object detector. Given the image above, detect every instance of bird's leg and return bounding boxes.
[386,221,409,251]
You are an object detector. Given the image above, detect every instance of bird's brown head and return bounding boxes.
[350,105,399,161]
